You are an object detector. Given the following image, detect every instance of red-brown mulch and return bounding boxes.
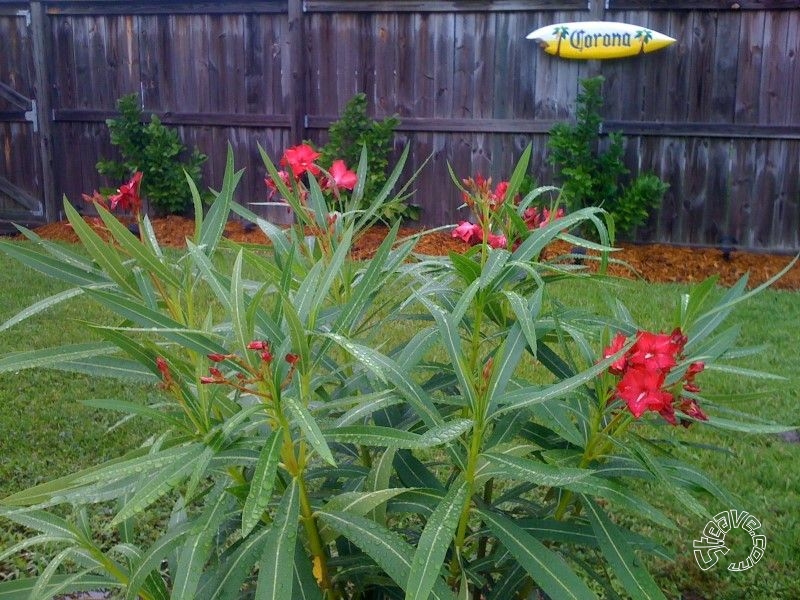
[17,217,800,291]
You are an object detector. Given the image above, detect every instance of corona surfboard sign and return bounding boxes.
[526,21,675,60]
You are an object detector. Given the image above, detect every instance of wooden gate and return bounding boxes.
[0,3,54,232]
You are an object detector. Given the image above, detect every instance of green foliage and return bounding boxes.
[548,76,668,238]
[97,94,207,215]
[0,145,794,600]
[318,93,416,221]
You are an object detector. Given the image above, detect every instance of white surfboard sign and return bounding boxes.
[526,21,675,60]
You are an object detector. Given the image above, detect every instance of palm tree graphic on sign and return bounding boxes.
[553,25,569,56]
[635,29,654,53]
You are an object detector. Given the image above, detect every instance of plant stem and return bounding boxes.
[297,476,337,599]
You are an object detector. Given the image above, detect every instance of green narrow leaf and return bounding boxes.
[284,395,336,466]
[325,333,444,428]
[334,221,401,334]
[582,498,667,600]
[278,290,311,374]
[407,479,469,600]
[0,342,117,374]
[230,251,253,361]
[73,444,201,487]
[95,203,180,287]
[415,295,479,412]
[199,145,242,255]
[62,201,137,294]
[125,521,193,600]
[83,289,227,355]
[493,350,620,418]
[172,483,234,600]
[316,510,457,600]
[0,238,106,287]
[319,488,408,544]
[291,544,324,600]
[478,248,511,290]
[482,453,597,488]
[367,446,397,524]
[502,288,542,357]
[0,287,85,332]
[324,425,422,448]
[0,574,120,600]
[479,508,596,600]
[255,478,301,600]
[242,428,283,537]
[195,527,270,599]
[0,509,77,541]
[111,446,203,526]
[334,391,404,427]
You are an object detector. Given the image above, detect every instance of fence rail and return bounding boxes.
[0,0,798,249]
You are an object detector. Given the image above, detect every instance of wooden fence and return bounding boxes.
[1,0,798,250]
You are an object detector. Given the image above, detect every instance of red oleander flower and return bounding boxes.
[683,361,705,392]
[523,206,541,229]
[265,170,292,198]
[156,356,171,383]
[603,327,706,426]
[281,144,321,178]
[285,353,299,365]
[603,332,629,375]
[489,181,509,210]
[260,350,273,364]
[247,340,269,351]
[109,172,143,213]
[200,367,226,385]
[452,221,483,245]
[487,233,508,249]
[208,353,226,362]
[324,160,358,192]
[677,398,709,423]
[627,330,682,372]
[614,367,674,418]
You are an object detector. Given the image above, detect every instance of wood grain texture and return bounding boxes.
[0,2,799,249]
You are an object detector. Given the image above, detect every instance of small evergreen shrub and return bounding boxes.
[548,76,667,238]
[97,94,207,215]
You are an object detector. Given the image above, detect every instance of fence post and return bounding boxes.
[29,0,57,222]
[288,0,306,143]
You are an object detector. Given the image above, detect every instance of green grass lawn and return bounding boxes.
[0,244,798,597]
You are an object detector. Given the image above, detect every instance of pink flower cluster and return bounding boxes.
[451,173,564,250]
[452,221,508,249]
[603,328,707,426]
[265,144,357,201]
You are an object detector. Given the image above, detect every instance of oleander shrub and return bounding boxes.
[0,143,791,600]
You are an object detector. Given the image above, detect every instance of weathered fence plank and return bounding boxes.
[1,0,799,249]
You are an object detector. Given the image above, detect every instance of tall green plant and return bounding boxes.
[548,76,668,238]
[97,94,207,215]
[0,144,793,599]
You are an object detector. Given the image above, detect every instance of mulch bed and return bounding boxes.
[16,216,800,291]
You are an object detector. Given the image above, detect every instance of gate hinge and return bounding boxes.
[25,99,38,133]
[16,9,31,27]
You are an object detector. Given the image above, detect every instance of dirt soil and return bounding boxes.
[19,216,800,291]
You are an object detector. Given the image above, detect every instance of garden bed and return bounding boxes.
[20,216,800,291]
